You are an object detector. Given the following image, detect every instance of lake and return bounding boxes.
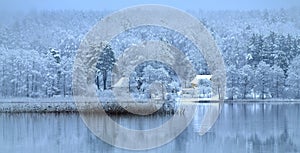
[1,103,300,153]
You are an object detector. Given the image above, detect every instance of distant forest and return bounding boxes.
[1,8,300,99]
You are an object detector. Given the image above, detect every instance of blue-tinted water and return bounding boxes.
[0,103,299,153]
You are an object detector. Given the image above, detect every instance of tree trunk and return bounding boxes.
[56,70,61,95]
[297,83,300,99]
[96,75,100,89]
[243,83,247,99]
[63,73,66,96]
[276,77,279,98]
[26,74,29,97]
[103,71,107,90]
[218,86,221,99]
[1,61,4,97]
[230,78,234,100]
[262,83,265,99]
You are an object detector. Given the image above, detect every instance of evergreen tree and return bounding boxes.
[239,65,254,99]
[49,48,61,96]
[275,35,289,74]
[95,44,116,90]
[247,34,264,67]
[247,34,259,66]
[263,32,277,66]
[286,56,300,98]
[226,65,239,100]
[285,34,294,61]
[270,65,285,98]
[255,61,272,99]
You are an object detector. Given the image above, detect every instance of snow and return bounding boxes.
[112,77,129,88]
[0,8,300,100]
[191,75,212,86]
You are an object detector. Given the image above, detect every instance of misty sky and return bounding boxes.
[1,0,300,12]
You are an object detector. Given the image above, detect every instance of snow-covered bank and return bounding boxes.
[0,102,77,113]
[0,97,178,113]
[224,99,300,104]
[1,97,300,113]
[0,97,75,113]
[0,97,75,103]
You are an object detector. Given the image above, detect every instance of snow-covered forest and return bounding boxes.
[1,8,300,99]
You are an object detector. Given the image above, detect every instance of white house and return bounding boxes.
[182,75,212,98]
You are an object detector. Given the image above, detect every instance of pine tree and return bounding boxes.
[239,65,254,99]
[247,34,264,67]
[226,65,239,100]
[49,48,61,96]
[286,55,300,98]
[263,32,277,66]
[255,61,272,99]
[275,35,289,74]
[270,65,285,98]
[95,44,116,90]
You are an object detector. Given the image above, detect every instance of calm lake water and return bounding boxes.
[1,103,300,153]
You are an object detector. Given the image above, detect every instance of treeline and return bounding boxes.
[0,48,74,97]
[226,33,300,99]
[0,10,100,97]
[1,9,300,99]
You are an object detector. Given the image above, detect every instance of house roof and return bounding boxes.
[112,77,129,88]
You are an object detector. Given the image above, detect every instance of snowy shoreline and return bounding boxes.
[1,98,300,113]
[0,98,178,113]
[1,97,300,103]
[225,99,300,104]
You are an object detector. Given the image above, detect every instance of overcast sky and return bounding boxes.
[1,0,300,12]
